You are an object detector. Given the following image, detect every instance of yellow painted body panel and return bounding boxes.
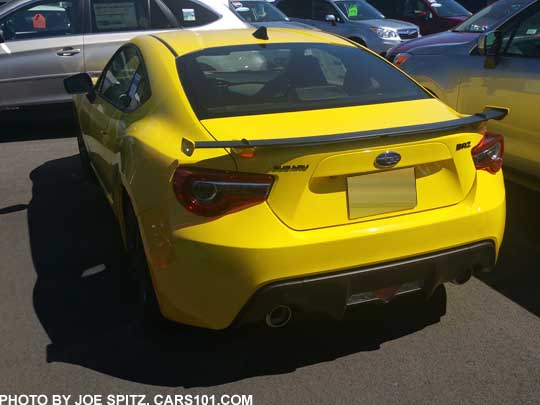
[458,74,540,177]
[73,29,506,329]
[202,99,481,230]
[412,57,540,178]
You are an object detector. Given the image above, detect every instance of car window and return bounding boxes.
[313,0,338,20]
[335,1,385,20]
[177,43,430,119]
[276,0,311,18]
[150,0,219,28]
[453,0,531,32]
[403,0,428,18]
[231,1,288,23]
[0,0,78,41]
[90,0,149,33]
[505,5,540,57]
[368,0,398,16]
[430,0,471,18]
[98,46,150,110]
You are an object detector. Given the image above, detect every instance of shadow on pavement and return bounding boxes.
[0,105,76,142]
[29,154,445,387]
[476,180,540,317]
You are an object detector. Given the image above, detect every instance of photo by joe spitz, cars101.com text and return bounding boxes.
[1,0,540,402]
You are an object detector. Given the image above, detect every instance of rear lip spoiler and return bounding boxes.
[183,107,507,155]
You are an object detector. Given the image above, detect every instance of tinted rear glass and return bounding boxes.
[177,43,430,119]
[431,0,471,17]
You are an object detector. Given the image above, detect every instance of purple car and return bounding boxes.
[367,0,472,35]
[387,0,535,61]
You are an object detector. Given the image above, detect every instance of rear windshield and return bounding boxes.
[431,0,471,18]
[232,1,288,22]
[176,43,430,119]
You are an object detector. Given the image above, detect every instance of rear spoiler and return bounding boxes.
[181,107,507,156]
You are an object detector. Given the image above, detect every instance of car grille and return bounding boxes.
[397,29,419,40]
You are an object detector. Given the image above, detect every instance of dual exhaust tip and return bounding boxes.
[452,268,473,285]
[265,305,292,328]
[265,269,474,327]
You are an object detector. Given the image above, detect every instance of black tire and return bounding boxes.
[77,131,96,182]
[124,198,163,325]
[73,103,96,183]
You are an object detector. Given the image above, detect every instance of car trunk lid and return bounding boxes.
[198,99,486,230]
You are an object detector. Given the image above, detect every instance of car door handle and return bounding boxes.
[56,47,81,57]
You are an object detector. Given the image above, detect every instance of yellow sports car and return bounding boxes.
[65,27,507,330]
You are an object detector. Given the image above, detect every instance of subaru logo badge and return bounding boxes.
[375,151,401,168]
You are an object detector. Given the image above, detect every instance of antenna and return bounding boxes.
[252,26,269,40]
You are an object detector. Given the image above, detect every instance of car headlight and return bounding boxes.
[370,27,399,39]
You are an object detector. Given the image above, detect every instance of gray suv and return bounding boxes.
[276,0,420,54]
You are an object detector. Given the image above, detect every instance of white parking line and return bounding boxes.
[1,43,11,54]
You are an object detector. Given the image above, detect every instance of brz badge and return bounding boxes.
[375,151,401,168]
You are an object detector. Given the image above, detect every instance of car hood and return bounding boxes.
[353,18,419,30]
[388,31,479,56]
[252,21,319,31]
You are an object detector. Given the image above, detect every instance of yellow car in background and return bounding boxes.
[388,0,540,179]
[65,27,506,330]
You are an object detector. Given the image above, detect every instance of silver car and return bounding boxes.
[0,0,246,109]
[276,0,420,54]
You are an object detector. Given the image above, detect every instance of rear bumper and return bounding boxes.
[139,171,505,330]
[234,241,495,326]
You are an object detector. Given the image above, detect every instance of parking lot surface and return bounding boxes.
[1,111,540,403]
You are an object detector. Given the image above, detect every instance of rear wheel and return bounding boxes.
[77,131,95,182]
[124,198,163,325]
[74,104,95,183]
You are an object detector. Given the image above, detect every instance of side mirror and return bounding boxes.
[325,14,337,25]
[64,72,95,101]
[481,30,502,69]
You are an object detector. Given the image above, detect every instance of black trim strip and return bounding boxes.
[192,108,507,150]
[150,35,178,57]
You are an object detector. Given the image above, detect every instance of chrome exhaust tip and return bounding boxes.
[452,269,472,285]
[265,305,292,328]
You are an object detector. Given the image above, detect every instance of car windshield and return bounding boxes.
[430,0,471,17]
[177,43,429,119]
[231,1,288,22]
[453,0,532,32]
[335,1,385,20]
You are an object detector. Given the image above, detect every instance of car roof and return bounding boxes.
[148,27,355,57]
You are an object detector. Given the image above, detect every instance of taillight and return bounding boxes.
[172,166,274,217]
[471,131,504,174]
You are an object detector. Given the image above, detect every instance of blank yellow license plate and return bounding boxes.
[347,168,417,219]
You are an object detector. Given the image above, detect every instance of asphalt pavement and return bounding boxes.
[1,108,540,403]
